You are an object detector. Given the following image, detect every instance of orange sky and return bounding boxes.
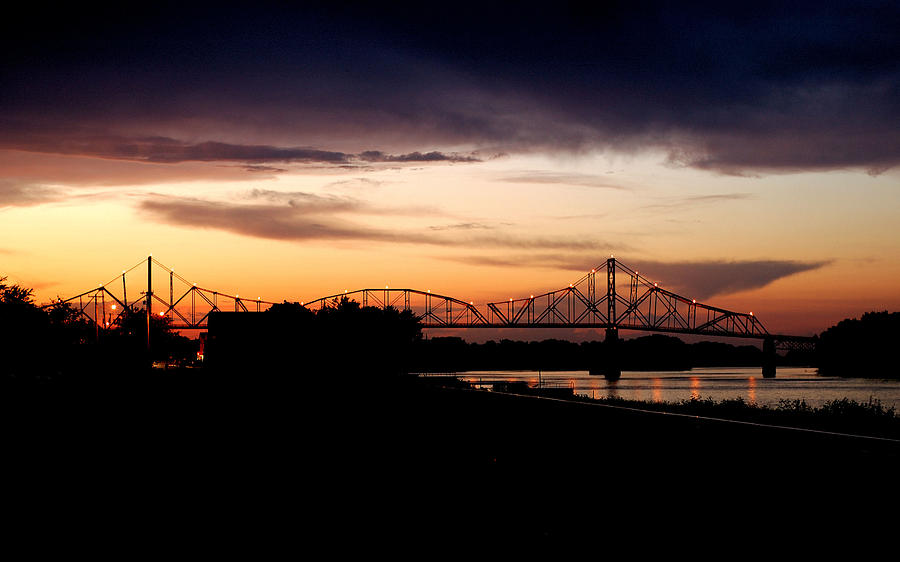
[4,5,900,339]
[2,149,897,338]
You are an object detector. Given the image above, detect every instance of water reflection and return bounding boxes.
[652,378,663,403]
[606,380,619,400]
[453,367,900,410]
[690,377,701,400]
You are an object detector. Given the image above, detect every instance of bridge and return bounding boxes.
[44,256,816,379]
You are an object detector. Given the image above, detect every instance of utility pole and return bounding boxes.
[147,255,152,352]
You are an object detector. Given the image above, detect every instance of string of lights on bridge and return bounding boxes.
[44,255,812,354]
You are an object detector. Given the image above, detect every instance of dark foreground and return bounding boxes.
[4,371,899,550]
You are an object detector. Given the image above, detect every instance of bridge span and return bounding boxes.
[44,256,815,379]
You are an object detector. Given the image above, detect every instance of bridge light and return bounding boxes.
[530,295,534,299]
[692,299,696,304]
[159,311,165,316]
[591,269,595,273]
[750,312,754,316]
[509,298,513,301]
[193,283,197,287]
[654,283,658,287]
[427,289,431,293]
[386,285,389,289]
[301,301,305,305]
[111,305,117,310]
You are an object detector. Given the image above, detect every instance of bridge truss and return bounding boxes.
[43,256,814,351]
[44,256,278,331]
[485,259,769,338]
[303,289,488,327]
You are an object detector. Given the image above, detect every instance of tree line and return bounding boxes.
[2,275,898,380]
[0,276,196,381]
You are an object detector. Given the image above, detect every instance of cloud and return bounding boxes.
[0,149,289,186]
[438,254,830,299]
[243,189,363,213]
[498,172,628,190]
[3,3,899,175]
[626,259,831,299]
[0,180,64,208]
[358,151,479,163]
[1,130,350,165]
[428,222,494,231]
[239,165,289,174]
[324,178,388,190]
[0,126,480,175]
[244,189,444,217]
[640,193,754,211]
[138,194,613,251]
[555,213,607,220]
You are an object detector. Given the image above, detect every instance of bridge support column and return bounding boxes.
[603,328,621,381]
[762,337,776,378]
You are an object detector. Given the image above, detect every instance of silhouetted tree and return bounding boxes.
[45,300,93,345]
[107,306,196,364]
[0,277,49,377]
[818,311,900,378]
[207,297,423,384]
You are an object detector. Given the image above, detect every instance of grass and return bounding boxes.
[578,394,900,440]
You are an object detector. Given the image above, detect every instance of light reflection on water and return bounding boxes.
[458,367,900,409]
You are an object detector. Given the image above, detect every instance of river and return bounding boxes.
[456,367,900,410]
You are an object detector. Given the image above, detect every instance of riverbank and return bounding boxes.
[5,370,898,475]
[4,371,899,546]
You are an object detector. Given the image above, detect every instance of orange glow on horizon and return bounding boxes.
[1,152,897,341]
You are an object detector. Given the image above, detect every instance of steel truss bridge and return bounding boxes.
[44,256,815,373]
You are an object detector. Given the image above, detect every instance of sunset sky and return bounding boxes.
[2,2,898,337]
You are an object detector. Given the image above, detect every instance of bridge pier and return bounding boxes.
[602,328,621,381]
[762,337,776,378]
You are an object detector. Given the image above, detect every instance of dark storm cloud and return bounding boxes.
[3,2,899,175]
[139,194,610,251]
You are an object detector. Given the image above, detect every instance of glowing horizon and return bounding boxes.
[3,5,899,338]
